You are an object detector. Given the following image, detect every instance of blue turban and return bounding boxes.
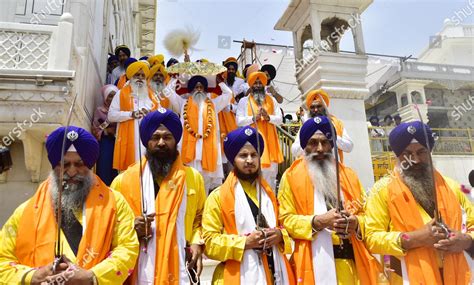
[108,55,118,64]
[46,126,99,169]
[299,116,335,149]
[187,76,208,92]
[139,108,183,146]
[124,57,137,70]
[389,121,435,157]
[224,126,264,165]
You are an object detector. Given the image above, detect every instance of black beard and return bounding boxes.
[227,73,236,86]
[252,86,265,95]
[146,147,178,178]
[234,168,259,182]
[309,109,327,118]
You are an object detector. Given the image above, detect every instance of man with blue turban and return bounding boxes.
[165,74,234,193]
[111,108,206,284]
[364,121,473,284]
[0,126,138,284]
[278,116,381,284]
[202,126,295,284]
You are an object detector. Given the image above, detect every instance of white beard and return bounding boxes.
[253,92,266,105]
[131,78,148,99]
[192,91,208,105]
[304,152,338,208]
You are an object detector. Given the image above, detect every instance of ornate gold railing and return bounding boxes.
[276,125,297,177]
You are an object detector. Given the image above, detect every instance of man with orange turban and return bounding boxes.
[164,75,234,193]
[108,61,160,171]
[236,71,283,190]
[291,89,353,162]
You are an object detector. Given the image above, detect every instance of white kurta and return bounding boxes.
[108,88,155,164]
[167,82,233,192]
[236,94,282,190]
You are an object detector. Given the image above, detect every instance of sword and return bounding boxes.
[248,94,271,256]
[412,104,449,237]
[53,90,79,273]
[135,85,151,253]
[313,94,343,212]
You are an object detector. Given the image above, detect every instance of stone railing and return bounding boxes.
[400,61,474,81]
[0,13,74,72]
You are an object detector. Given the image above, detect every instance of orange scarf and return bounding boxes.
[119,156,187,285]
[117,74,127,89]
[113,85,159,171]
[220,171,295,284]
[181,97,218,172]
[285,157,381,284]
[15,175,116,269]
[387,171,471,284]
[211,93,237,153]
[247,95,283,168]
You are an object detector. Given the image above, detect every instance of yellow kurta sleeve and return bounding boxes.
[277,172,314,240]
[109,172,124,191]
[90,190,139,283]
[0,201,35,283]
[202,188,247,262]
[444,177,474,239]
[364,177,405,256]
[185,167,206,245]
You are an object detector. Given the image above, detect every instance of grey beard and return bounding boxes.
[401,164,435,216]
[151,81,164,93]
[50,171,93,228]
[252,91,265,105]
[304,152,338,209]
[192,91,207,105]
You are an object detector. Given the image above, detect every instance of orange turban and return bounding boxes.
[126,61,150,79]
[148,63,168,80]
[247,71,268,87]
[148,54,165,67]
[305,89,330,108]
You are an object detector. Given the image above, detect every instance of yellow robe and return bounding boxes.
[364,175,474,284]
[111,166,206,246]
[0,190,138,284]
[202,180,293,284]
[278,172,367,285]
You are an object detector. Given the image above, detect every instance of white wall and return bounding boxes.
[433,155,474,187]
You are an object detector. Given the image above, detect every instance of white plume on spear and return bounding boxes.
[163,26,200,57]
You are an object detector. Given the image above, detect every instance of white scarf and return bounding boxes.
[311,187,338,284]
[233,181,291,284]
[136,162,188,284]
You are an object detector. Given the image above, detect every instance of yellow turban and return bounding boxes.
[126,61,150,79]
[247,71,268,87]
[148,63,168,80]
[148,54,165,67]
[305,89,330,108]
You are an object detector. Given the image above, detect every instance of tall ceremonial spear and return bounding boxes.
[53,91,79,273]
